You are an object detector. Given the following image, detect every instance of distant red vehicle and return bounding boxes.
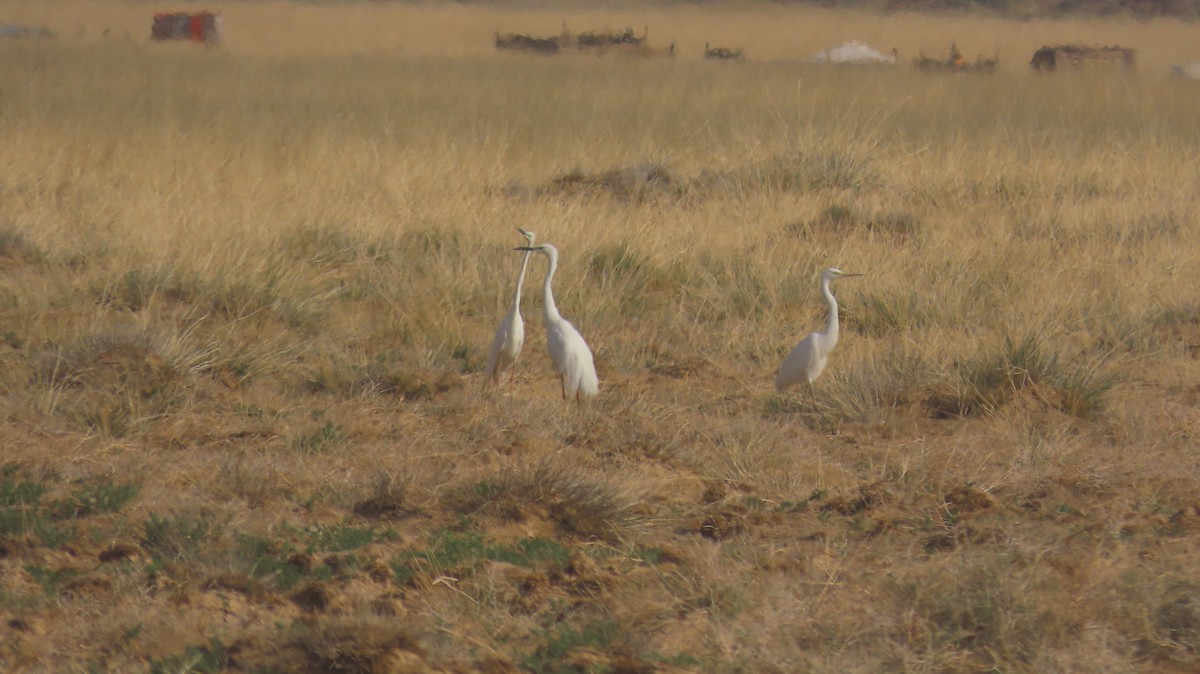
[151,11,221,46]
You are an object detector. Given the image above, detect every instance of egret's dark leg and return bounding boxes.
[808,381,818,410]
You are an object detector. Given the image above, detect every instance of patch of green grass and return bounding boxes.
[24,564,80,597]
[301,522,395,553]
[232,523,392,592]
[290,421,348,454]
[147,637,229,674]
[139,511,224,563]
[391,530,572,587]
[47,480,138,519]
[488,537,572,569]
[630,545,670,565]
[392,529,489,582]
[523,618,623,674]
[0,476,45,507]
[0,470,72,547]
[236,535,314,592]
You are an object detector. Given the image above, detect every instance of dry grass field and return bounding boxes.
[1,1,1199,672]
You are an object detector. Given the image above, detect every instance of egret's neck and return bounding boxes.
[542,253,563,323]
[511,250,532,310]
[821,277,840,342]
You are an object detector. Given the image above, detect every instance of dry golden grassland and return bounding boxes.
[1,1,1199,672]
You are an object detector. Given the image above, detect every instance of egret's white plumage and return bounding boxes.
[775,267,862,403]
[486,228,536,385]
[515,243,600,402]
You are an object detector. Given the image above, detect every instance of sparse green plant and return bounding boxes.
[146,638,228,674]
[887,555,1062,669]
[290,421,348,454]
[140,512,224,563]
[47,480,139,519]
[938,334,1120,418]
[24,564,80,597]
[524,618,623,674]
[302,522,394,552]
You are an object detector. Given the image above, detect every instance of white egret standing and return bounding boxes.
[486,228,536,386]
[514,243,600,402]
[775,267,863,406]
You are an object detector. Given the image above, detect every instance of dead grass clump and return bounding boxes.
[138,510,227,566]
[746,150,878,193]
[281,224,393,270]
[524,151,877,205]
[850,290,934,337]
[91,267,202,313]
[539,163,681,202]
[886,553,1066,670]
[1152,582,1200,663]
[31,329,191,435]
[352,471,422,520]
[791,204,922,242]
[1147,302,1200,357]
[931,334,1120,419]
[0,224,44,264]
[299,350,461,400]
[231,616,430,674]
[444,460,638,542]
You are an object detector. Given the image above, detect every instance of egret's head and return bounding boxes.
[823,267,863,281]
[517,228,535,245]
[514,243,558,259]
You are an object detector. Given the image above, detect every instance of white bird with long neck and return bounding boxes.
[775,267,863,405]
[486,228,536,386]
[514,242,599,402]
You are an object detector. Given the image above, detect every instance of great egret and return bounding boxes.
[514,243,600,402]
[775,267,863,405]
[485,228,536,386]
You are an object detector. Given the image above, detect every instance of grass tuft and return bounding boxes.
[933,334,1120,419]
[445,459,638,541]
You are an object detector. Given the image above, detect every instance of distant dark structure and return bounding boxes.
[151,11,221,46]
[913,43,998,73]
[494,31,561,55]
[1030,44,1135,71]
[704,43,744,61]
[0,24,54,38]
[494,25,673,58]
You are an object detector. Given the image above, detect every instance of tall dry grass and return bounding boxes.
[1,1,1199,672]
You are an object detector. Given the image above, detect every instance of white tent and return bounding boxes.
[810,40,896,65]
[1171,62,1200,80]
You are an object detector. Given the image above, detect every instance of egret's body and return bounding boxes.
[486,229,536,386]
[775,267,862,404]
[515,243,599,402]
